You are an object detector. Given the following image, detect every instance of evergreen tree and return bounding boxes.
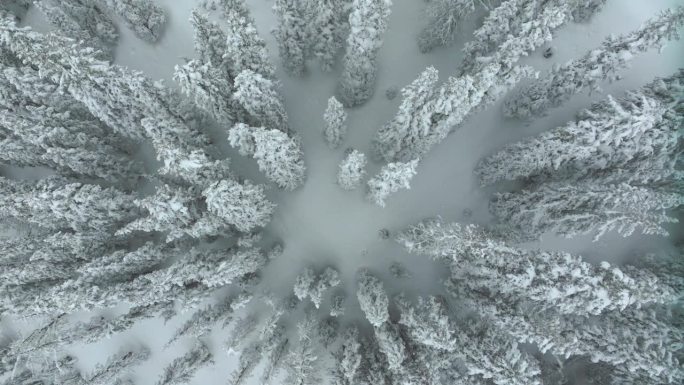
[284,314,321,385]
[174,60,235,125]
[156,342,213,385]
[458,289,682,384]
[460,0,605,74]
[418,0,482,53]
[87,347,150,385]
[478,70,684,186]
[367,159,419,207]
[356,270,389,327]
[0,176,138,233]
[332,327,362,385]
[372,67,439,162]
[34,0,118,60]
[228,124,306,191]
[204,179,276,232]
[398,219,675,315]
[98,0,167,42]
[491,181,682,241]
[167,293,251,346]
[338,0,392,106]
[189,10,229,69]
[396,294,541,385]
[294,267,341,308]
[274,0,309,76]
[233,70,289,131]
[373,322,406,371]
[337,149,367,190]
[504,7,684,118]
[224,6,276,79]
[307,0,349,72]
[323,96,348,148]
[0,105,141,183]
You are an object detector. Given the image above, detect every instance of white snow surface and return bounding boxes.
[5,0,683,384]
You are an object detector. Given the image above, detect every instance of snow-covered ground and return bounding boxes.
[6,0,683,384]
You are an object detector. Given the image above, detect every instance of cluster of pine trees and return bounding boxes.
[0,1,682,385]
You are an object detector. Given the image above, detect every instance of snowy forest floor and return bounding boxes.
[4,0,684,384]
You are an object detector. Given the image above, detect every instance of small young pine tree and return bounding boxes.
[337,150,367,190]
[323,96,348,148]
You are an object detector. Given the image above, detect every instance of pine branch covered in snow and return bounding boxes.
[504,7,684,118]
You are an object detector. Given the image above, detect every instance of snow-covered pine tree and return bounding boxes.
[86,347,150,385]
[418,0,484,53]
[397,219,675,315]
[374,0,565,164]
[167,292,252,347]
[458,288,682,384]
[367,159,419,207]
[356,270,389,327]
[504,7,684,118]
[307,0,349,72]
[233,70,289,131]
[323,96,348,148]
[337,149,367,190]
[395,294,541,385]
[0,18,206,145]
[34,0,118,60]
[228,124,306,190]
[0,176,138,233]
[156,341,213,385]
[294,267,341,308]
[372,66,439,162]
[283,313,321,385]
[338,0,392,106]
[174,60,234,125]
[0,105,141,183]
[204,178,276,232]
[97,0,167,42]
[373,322,406,371]
[478,70,684,186]
[491,181,682,241]
[224,5,276,79]
[273,0,309,76]
[260,329,289,385]
[117,184,229,241]
[332,327,362,385]
[189,10,228,69]
[460,0,605,74]
[16,245,267,315]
